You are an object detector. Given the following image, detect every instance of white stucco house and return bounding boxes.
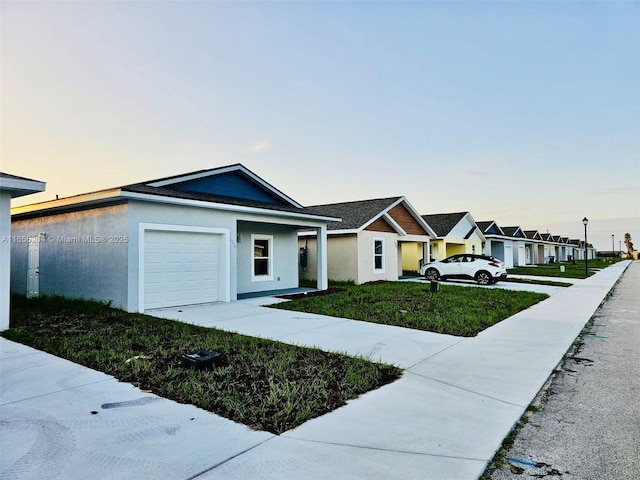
[10,164,338,312]
[476,221,516,268]
[299,197,436,284]
[501,226,532,266]
[1,172,46,331]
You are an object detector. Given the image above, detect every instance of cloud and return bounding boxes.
[243,141,273,154]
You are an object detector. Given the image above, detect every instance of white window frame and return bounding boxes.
[251,234,273,282]
[373,237,385,273]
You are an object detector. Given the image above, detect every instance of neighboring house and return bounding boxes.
[568,239,584,260]
[476,220,516,268]
[559,237,571,261]
[1,172,46,331]
[539,233,557,263]
[299,197,436,284]
[421,212,485,261]
[501,226,531,266]
[524,230,545,264]
[10,164,339,312]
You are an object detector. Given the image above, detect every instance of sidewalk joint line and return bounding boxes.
[406,338,467,369]
[405,370,525,408]
[186,436,276,480]
[280,436,487,463]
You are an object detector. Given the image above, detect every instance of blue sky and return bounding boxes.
[2,1,639,250]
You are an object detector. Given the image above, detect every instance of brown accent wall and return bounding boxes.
[389,204,428,235]
[364,217,396,233]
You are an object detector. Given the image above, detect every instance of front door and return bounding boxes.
[27,239,40,298]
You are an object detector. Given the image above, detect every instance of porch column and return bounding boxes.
[0,192,10,331]
[422,241,430,264]
[316,225,328,290]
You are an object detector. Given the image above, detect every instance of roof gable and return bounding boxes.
[421,212,467,237]
[502,226,526,239]
[169,171,287,206]
[140,164,301,208]
[309,197,435,236]
[477,221,504,236]
[309,197,402,231]
[524,230,543,241]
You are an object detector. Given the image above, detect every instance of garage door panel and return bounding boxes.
[144,230,222,310]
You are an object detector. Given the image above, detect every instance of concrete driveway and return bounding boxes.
[1,261,630,479]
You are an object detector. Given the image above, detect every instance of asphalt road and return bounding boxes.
[486,261,640,480]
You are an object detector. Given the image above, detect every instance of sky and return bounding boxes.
[2,1,639,251]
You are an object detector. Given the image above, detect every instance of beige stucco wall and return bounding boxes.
[302,231,405,284]
[299,233,359,283]
[356,231,400,284]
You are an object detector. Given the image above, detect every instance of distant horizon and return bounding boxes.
[7,165,638,253]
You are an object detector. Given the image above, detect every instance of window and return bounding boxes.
[373,238,385,272]
[252,235,273,281]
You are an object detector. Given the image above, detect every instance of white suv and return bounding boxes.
[420,254,507,285]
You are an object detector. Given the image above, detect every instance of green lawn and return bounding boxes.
[3,295,401,434]
[508,258,614,279]
[273,281,548,337]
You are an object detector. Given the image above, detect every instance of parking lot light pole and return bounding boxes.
[583,217,589,277]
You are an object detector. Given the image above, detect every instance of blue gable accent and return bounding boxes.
[486,224,502,235]
[512,230,526,238]
[170,171,288,205]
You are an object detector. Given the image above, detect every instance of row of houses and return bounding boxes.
[2,164,596,330]
[298,198,596,285]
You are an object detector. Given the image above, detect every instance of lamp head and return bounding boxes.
[582,217,589,226]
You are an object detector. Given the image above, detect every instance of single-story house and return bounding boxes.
[476,220,516,268]
[501,226,531,266]
[1,172,46,331]
[421,212,484,261]
[299,196,436,284]
[524,230,545,264]
[10,164,339,312]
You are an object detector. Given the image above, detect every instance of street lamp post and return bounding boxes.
[612,234,615,258]
[583,217,589,277]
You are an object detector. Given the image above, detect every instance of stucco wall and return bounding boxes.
[236,223,299,294]
[299,234,358,283]
[357,231,399,284]
[127,201,305,303]
[11,204,130,308]
[401,242,420,272]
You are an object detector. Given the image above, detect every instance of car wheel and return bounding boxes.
[424,268,440,281]
[475,271,492,285]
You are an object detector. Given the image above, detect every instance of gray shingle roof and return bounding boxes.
[476,221,494,232]
[122,183,334,218]
[421,212,468,237]
[502,226,522,236]
[306,197,402,230]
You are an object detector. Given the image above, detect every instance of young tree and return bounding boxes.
[624,233,634,254]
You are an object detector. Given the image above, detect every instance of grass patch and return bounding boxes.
[3,294,401,434]
[501,277,572,287]
[508,261,600,279]
[272,281,548,337]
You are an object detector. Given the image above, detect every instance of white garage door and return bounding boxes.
[144,230,221,309]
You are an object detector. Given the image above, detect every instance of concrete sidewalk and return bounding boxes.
[0,261,631,479]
